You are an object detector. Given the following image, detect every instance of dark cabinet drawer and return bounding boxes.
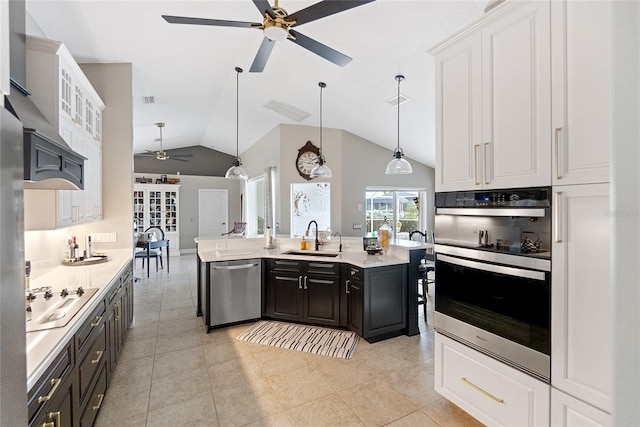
[306,261,339,277]
[268,259,303,272]
[79,362,107,427]
[28,340,74,423]
[78,321,107,405]
[76,300,106,359]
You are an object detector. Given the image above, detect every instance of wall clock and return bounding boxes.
[295,141,320,180]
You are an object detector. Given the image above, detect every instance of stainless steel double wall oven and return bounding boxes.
[434,187,551,382]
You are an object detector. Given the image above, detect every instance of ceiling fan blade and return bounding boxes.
[169,154,194,158]
[250,37,276,72]
[162,15,260,29]
[288,0,376,27]
[168,157,190,162]
[288,29,352,67]
[136,152,156,157]
[252,0,276,19]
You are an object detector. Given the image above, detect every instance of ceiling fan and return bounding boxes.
[135,122,193,162]
[162,0,376,72]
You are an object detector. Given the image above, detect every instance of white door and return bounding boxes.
[198,189,229,238]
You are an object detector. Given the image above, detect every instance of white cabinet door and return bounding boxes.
[481,0,551,189]
[435,332,550,427]
[435,33,483,192]
[551,1,611,185]
[550,388,611,427]
[551,184,611,413]
[432,0,551,192]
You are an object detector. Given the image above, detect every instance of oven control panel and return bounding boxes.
[435,187,550,208]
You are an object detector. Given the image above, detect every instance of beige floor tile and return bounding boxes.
[202,337,254,366]
[267,365,335,410]
[146,394,219,426]
[253,346,309,377]
[313,357,374,391]
[385,409,440,427]
[286,393,364,426]
[94,383,150,426]
[155,330,202,354]
[339,378,418,426]
[156,316,200,337]
[423,399,485,427]
[158,305,198,322]
[152,345,205,378]
[242,411,292,427]
[127,322,159,341]
[132,310,160,327]
[213,379,284,426]
[208,353,266,391]
[382,359,441,408]
[161,295,195,311]
[109,355,154,389]
[148,368,212,411]
[118,337,157,362]
[97,412,147,427]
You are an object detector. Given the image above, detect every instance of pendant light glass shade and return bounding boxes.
[310,82,332,179]
[386,75,412,175]
[225,67,248,180]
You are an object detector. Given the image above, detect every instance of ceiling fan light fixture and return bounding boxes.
[263,21,288,41]
[386,75,413,175]
[226,67,249,181]
[309,82,332,179]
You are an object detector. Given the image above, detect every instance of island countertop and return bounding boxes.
[25,249,133,390]
[195,236,431,267]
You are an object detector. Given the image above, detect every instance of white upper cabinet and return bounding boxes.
[551,1,611,185]
[431,1,551,192]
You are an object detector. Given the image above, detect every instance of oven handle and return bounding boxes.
[438,254,546,281]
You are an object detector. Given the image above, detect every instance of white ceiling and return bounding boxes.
[25,0,486,168]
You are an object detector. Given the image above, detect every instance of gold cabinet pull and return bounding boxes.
[554,191,562,243]
[42,411,61,427]
[91,350,104,365]
[92,393,105,411]
[461,377,504,403]
[115,301,121,321]
[473,144,480,186]
[555,127,563,180]
[37,378,62,404]
[91,315,102,328]
[483,142,490,184]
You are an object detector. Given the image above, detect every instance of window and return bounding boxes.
[291,182,331,237]
[365,189,426,240]
[246,176,265,237]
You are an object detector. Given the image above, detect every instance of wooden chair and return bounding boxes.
[221,222,246,237]
[135,226,164,271]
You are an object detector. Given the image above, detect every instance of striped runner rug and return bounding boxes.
[236,320,359,360]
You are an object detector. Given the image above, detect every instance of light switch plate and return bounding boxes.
[353,224,362,229]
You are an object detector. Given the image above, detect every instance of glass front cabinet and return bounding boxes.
[133,184,180,255]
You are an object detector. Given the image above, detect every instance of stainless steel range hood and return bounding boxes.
[7,0,84,190]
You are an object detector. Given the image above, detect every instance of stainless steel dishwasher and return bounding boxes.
[207,258,261,330]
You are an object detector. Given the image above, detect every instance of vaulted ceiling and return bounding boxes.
[26,0,486,169]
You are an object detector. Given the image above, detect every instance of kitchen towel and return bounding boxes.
[237,320,359,360]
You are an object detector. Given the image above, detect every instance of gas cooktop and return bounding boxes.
[26,286,99,332]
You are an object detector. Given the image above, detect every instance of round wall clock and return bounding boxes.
[295,141,320,180]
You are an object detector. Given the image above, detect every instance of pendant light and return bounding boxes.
[310,82,332,179]
[225,66,248,180]
[385,75,413,175]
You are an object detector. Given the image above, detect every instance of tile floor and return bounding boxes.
[95,254,484,427]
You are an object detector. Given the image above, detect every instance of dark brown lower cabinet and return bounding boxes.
[30,373,77,427]
[79,363,107,427]
[347,264,407,342]
[265,259,340,327]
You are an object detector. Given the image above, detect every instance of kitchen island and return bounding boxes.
[196,237,430,342]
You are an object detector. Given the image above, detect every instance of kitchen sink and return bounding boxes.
[281,250,340,258]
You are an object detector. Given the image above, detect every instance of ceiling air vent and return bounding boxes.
[263,99,310,122]
[143,96,155,104]
[386,94,409,107]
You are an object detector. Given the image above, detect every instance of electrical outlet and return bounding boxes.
[91,232,117,243]
[357,203,363,212]
[353,223,362,230]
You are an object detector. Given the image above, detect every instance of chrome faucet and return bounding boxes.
[333,232,342,252]
[306,220,320,251]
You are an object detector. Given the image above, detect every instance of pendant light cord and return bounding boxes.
[397,77,400,154]
[319,82,326,156]
[235,67,242,161]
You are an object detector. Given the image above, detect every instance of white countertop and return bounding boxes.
[195,236,430,267]
[26,249,133,391]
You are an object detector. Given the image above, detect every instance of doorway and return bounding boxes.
[198,189,229,238]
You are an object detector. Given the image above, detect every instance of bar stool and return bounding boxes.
[417,253,435,321]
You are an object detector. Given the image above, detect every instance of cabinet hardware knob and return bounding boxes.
[474,144,481,186]
[555,127,563,179]
[90,315,102,327]
[37,378,62,404]
[461,377,504,403]
[483,142,490,185]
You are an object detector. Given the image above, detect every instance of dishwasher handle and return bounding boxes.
[212,262,260,270]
